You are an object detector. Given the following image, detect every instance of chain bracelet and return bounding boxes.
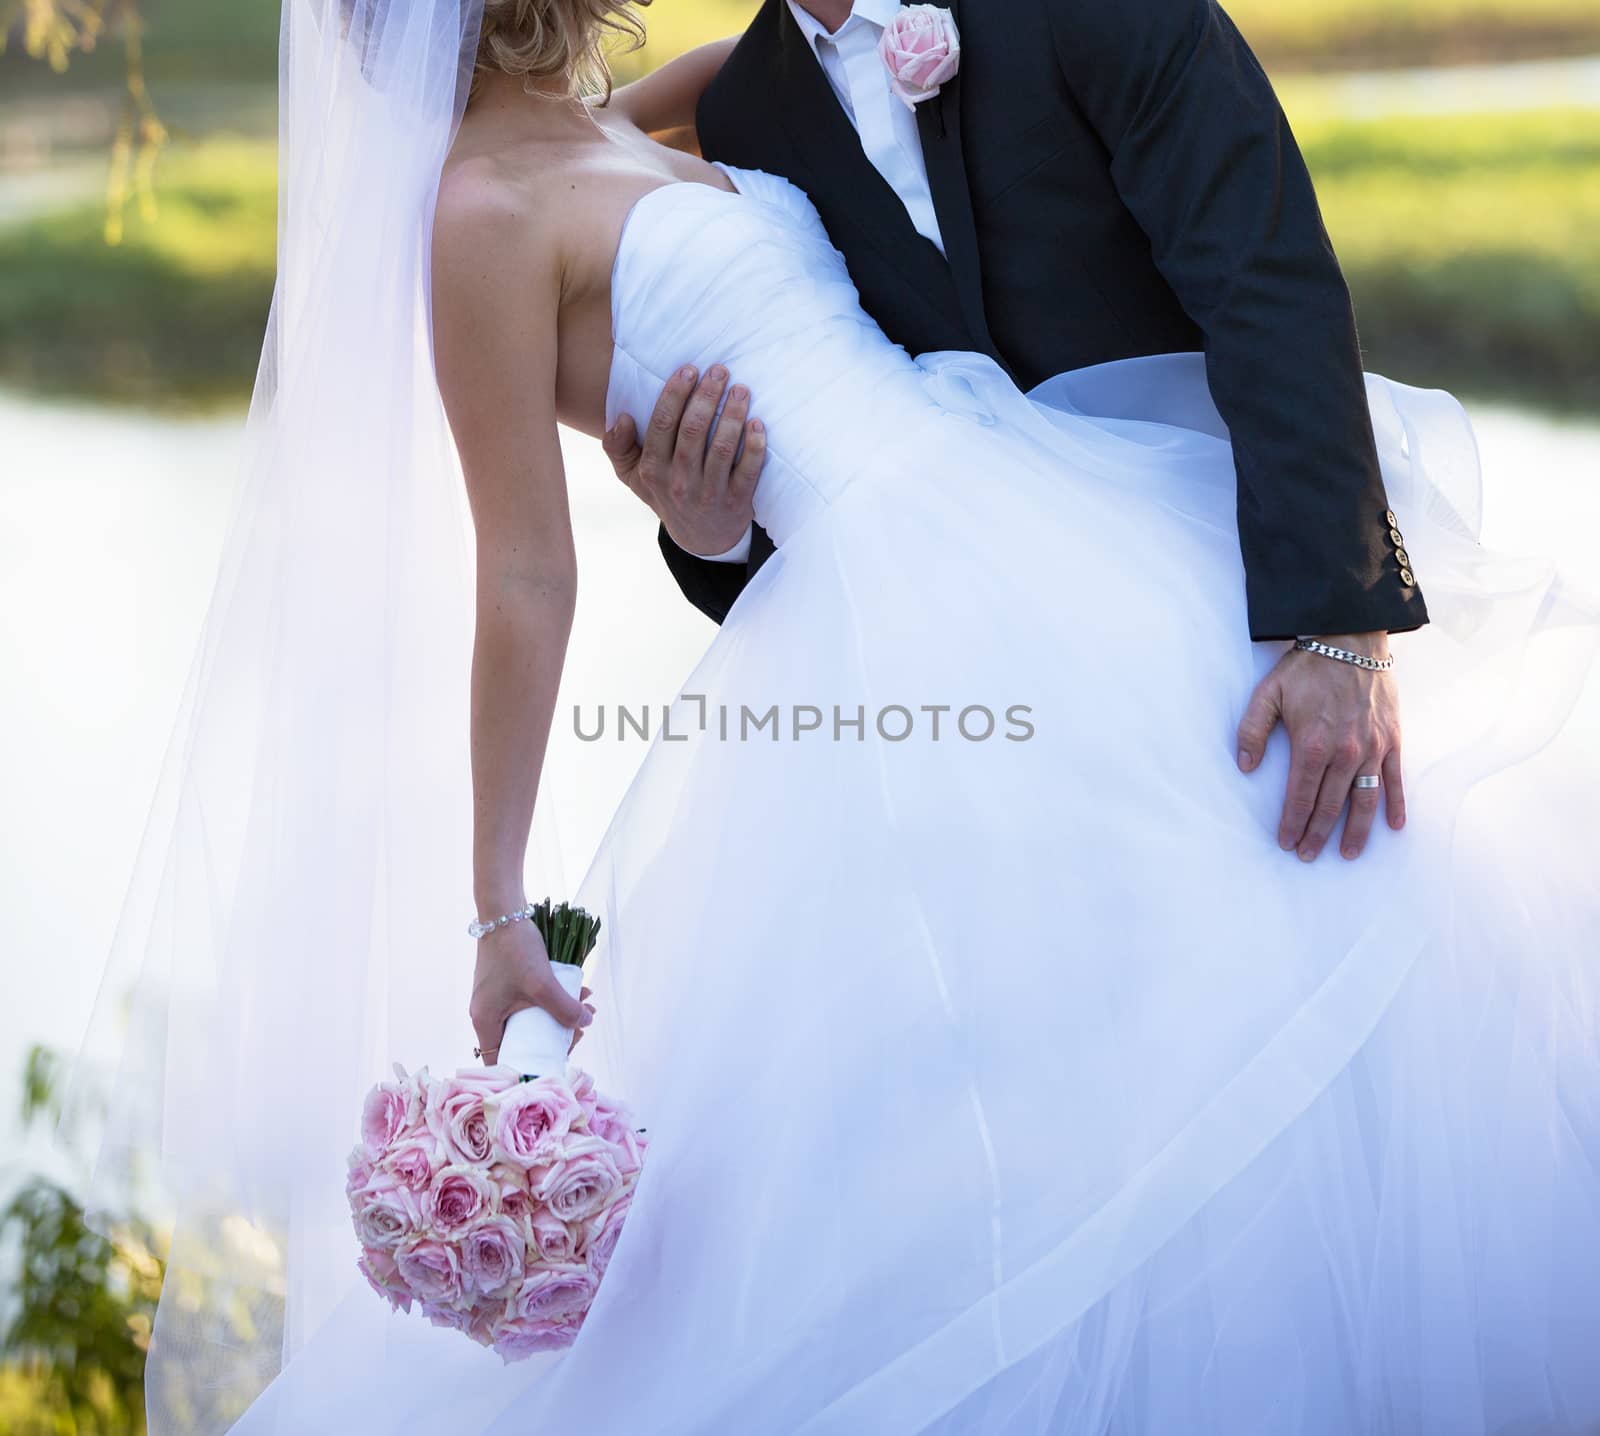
[1293,637,1396,673]
[468,902,538,940]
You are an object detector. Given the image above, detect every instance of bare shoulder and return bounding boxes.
[431,147,571,420]
[433,151,563,301]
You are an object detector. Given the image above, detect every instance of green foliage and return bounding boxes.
[1300,108,1600,409]
[1,1044,164,1435]
[1295,106,1600,179]
[0,0,278,93]
[0,0,120,74]
[5,0,1598,102]
[1,2,170,243]
[610,0,1600,80]
[1,1183,162,1435]
[1226,0,1600,70]
[4,104,1594,411]
[0,140,276,406]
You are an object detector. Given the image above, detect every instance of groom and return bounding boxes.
[603,0,1427,865]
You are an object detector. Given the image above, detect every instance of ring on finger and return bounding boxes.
[1353,775,1382,790]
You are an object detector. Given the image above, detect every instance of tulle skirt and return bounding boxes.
[178,357,1600,1433]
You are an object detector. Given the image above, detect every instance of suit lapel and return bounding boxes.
[759,0,995,357]
[772,0,922,255]
[911,0,997,358]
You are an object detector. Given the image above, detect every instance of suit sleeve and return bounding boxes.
[657,522,772,626]
[1044,0,1429,641]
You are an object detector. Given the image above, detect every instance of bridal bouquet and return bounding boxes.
[346,903,648,1361]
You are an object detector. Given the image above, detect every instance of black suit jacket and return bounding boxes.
[660,0,1430,643]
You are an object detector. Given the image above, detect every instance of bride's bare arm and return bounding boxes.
[432,176,591,1059]
[608,37,739,137]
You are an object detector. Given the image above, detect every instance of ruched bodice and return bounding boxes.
[605,165,939,547]
[604,165,1272,553]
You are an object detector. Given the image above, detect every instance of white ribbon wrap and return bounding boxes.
[499,962,585,1078]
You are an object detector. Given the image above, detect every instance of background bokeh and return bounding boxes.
[2,2,1597,1429]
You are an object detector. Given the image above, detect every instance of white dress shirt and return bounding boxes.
[691,0,946,566]
[784,0,946,254]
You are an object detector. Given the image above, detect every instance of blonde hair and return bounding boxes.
[474,0,649,101]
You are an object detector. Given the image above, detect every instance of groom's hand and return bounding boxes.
[1235,632,1407,862]
[602,363,764,556]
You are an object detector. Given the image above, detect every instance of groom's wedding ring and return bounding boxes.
[1354,775,1382,790]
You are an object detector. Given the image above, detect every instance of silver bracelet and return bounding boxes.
[1293,637,1395,673]
[468,902,537,940]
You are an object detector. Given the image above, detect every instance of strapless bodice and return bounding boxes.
[604,164,938,547]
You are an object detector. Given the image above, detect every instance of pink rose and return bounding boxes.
[421,1299,498,1347]
[567,1067,600,1125]
[454,1065,521,1094]
[351,1170,423,1250]
[461,1214,527,1299]
[426,1078,495,1165]
[424,1164,498,1236]
[531,1135,622,1224]
[357,1248,412,1313]
[528,1204,582,1265]
[586,1094,627,1144]
[492,1163,533,1217]
[345,1148,375,1197]
[510,1262,596,1324]
[492,1314,582,1362]
[361,1079,416,1157]
[589,1099,646,1179]
[616,1126,645,1181]
[879,4,960,110]
[395,1237,464,1306]
[381,1136,441,1192]
[584,1192,631,1281]
[489,1077,584,1166]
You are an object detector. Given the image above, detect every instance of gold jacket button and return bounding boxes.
[1400,568,1415,586]
[1396,547,1411,567]
[1385,508,1398,527]
[1389,527,1405,547]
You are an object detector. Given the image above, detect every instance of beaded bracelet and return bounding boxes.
[467,902,538,940]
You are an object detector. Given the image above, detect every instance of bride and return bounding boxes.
[71,0,1600,1433]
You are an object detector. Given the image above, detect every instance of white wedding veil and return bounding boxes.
[52,1,570,1428]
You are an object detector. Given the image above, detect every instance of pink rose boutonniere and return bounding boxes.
[879,5,961,111]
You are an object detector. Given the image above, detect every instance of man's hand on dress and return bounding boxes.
[602,363,765,556]
[1236,632,1407,862]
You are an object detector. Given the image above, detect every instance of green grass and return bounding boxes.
[615,0,1600,78]
[0,140,276,406]
[0,110,1594,412]
[1228,0,1600,70]
[1300,107,1600,409]
[4,0,1598,100]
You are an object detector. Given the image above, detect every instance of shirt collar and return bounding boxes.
[787,0,903,53]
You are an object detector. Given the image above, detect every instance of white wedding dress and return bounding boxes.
[221,164,1599,1434]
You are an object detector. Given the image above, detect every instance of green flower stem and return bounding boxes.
[529,899,602,969]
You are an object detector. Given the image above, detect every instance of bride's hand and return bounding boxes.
[469,922,594,1066]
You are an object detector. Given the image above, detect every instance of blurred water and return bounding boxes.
[1291,54,1600,116]
[0,391,714,1186]
[2,388,1597,1177]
